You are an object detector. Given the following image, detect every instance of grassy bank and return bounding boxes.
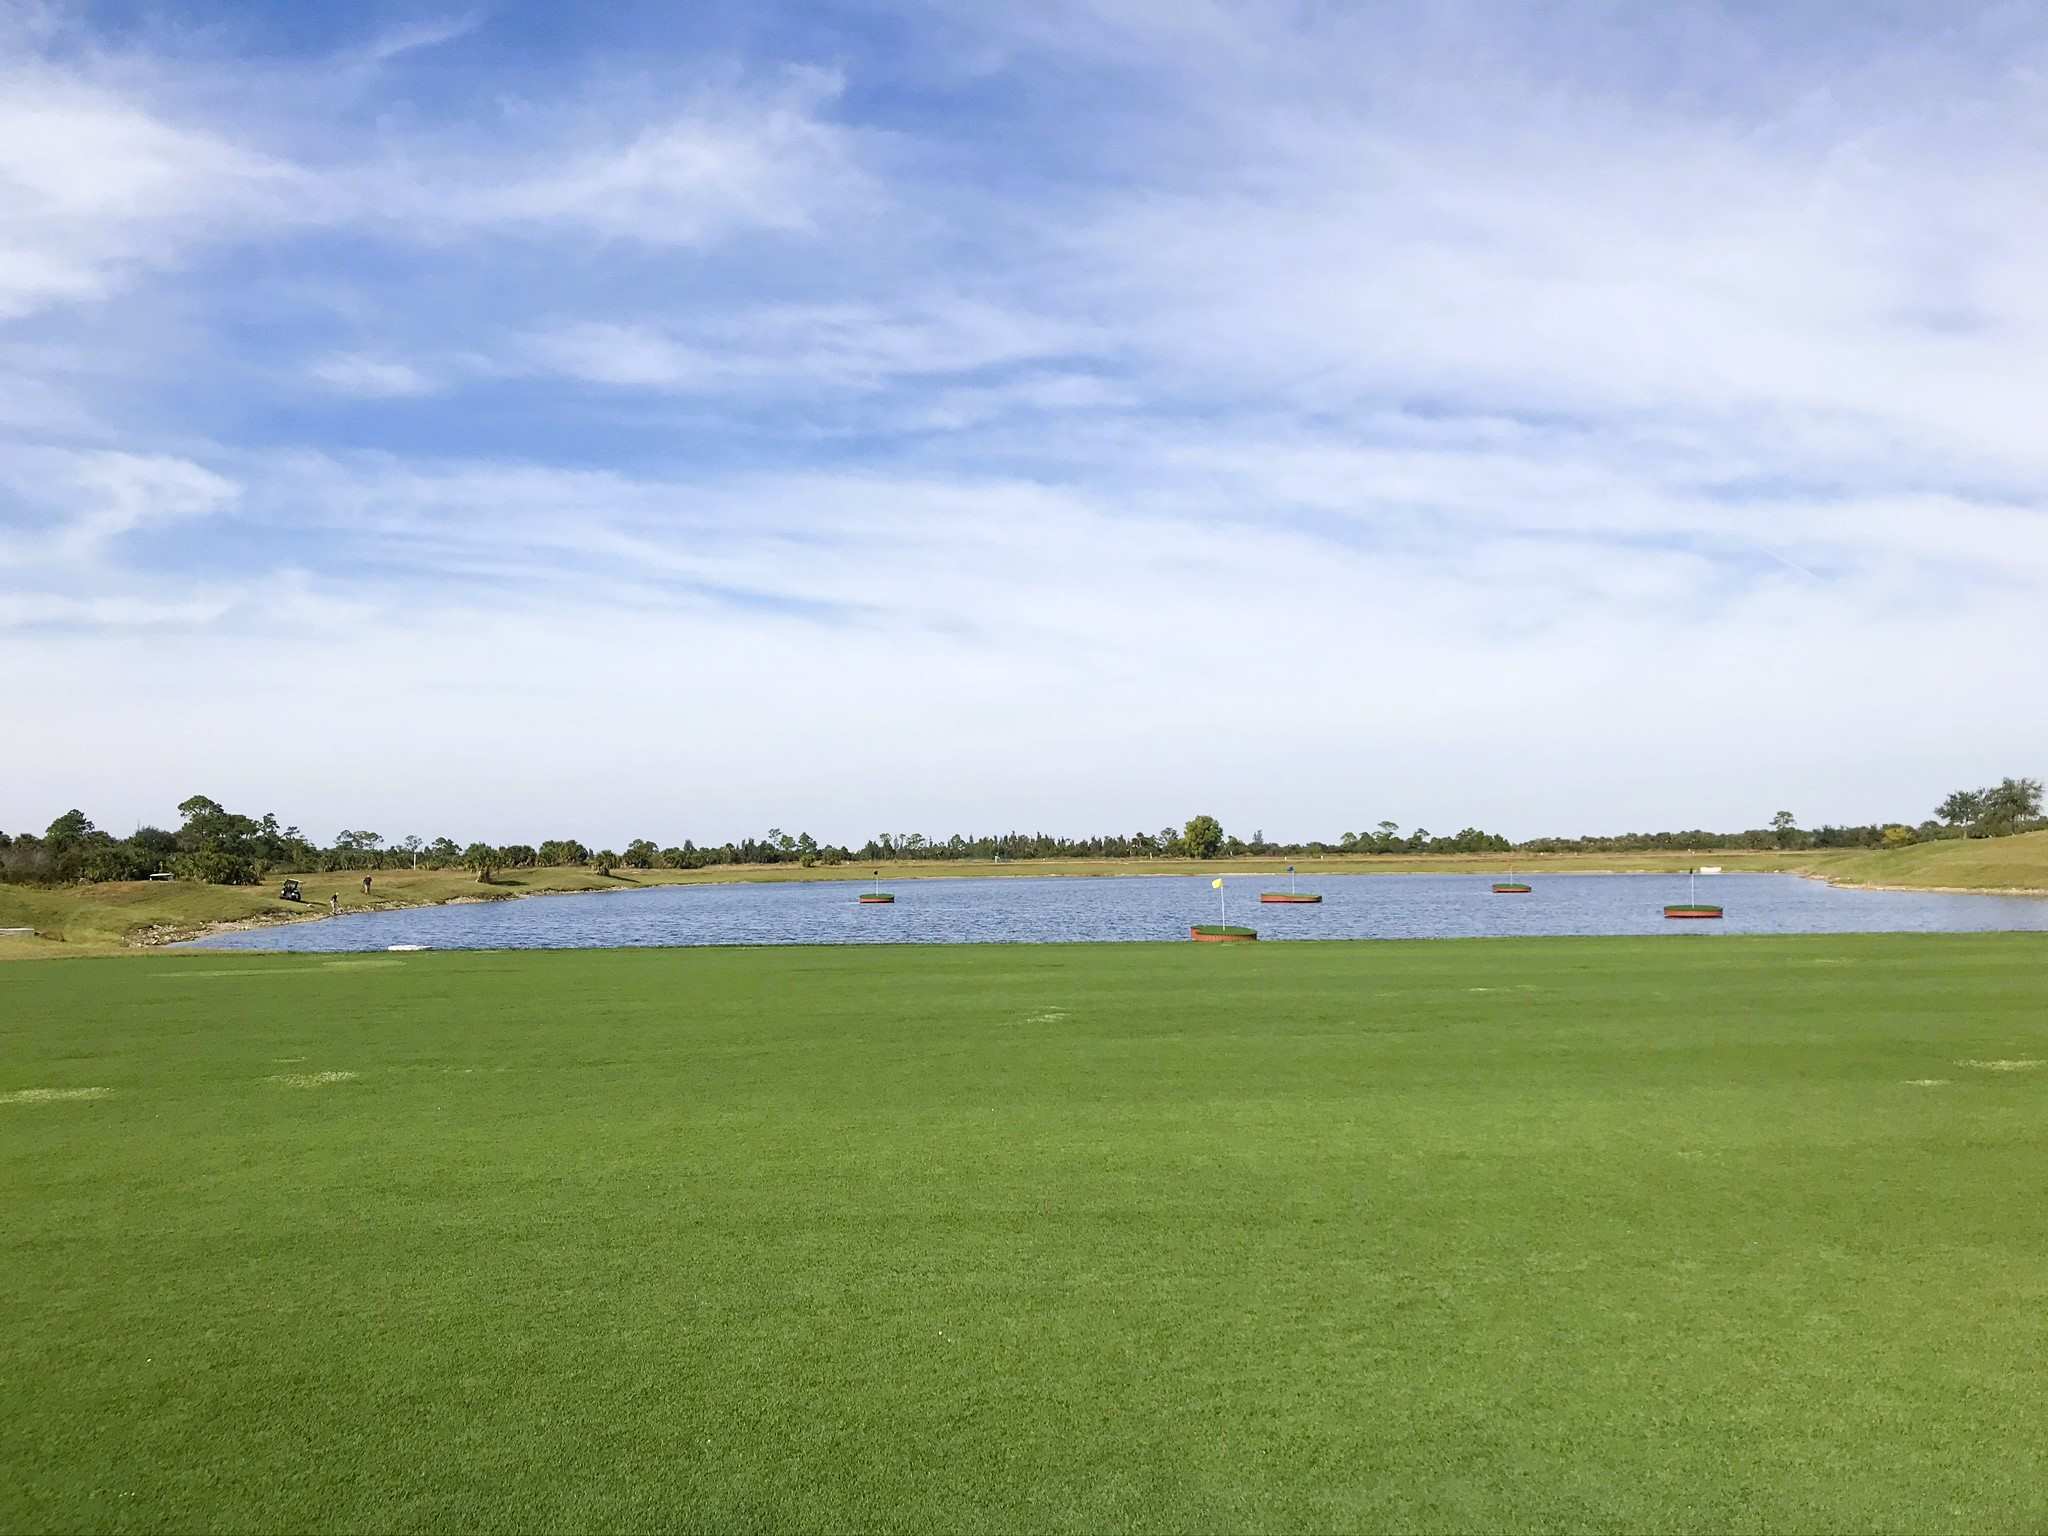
[0,864,692,956]
[4,833,2044,957]
[4,934,2046,1530]
[1782,829,2048,892]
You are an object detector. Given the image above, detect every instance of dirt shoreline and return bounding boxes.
[136,887,548,948]
[1802,877,2048,897]
[139,876,739,948]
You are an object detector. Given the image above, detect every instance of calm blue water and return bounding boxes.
[186,872,2048,952]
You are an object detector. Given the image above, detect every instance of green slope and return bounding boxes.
[1789,828,2048,891]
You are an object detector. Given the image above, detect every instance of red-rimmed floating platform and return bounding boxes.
[1259,892,1323,904]
[1663,904,1723,920]
[857,893,896,904]
[1492,883,1532,894]
[1190,924,1258,943]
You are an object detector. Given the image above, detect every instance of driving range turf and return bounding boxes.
[4,934,2046,1532]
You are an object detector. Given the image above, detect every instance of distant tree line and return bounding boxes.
[3,797,313,887]
[1519,779,2042,855]
[852,820,1513,862]
[3,781,2040,887]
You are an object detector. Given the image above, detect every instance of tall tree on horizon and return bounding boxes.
[1978,777,2044,835]
[1936,788,1984,830]
[1183,814,1224,860]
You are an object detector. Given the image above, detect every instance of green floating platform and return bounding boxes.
[1663,904,1723,920]
[1190,924,1258,943]
[1492,883,1532,894]
[857,893,896,904]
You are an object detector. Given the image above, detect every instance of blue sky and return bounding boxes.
[4,0,2045,846]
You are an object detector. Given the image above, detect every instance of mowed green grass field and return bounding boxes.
[4,935,2046,1532]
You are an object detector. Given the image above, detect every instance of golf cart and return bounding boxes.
[279,879,304,902]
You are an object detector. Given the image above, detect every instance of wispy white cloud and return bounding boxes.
[519,298,1096,393]
[520,324,718,389]
[0,34,865,324]
[309,353,439,398]
[372,65,867,247]
[0,590,235,627]
[1,448,239,564]
[0,64,311,318]
[365,12,482,64]
[7,443,2038,838]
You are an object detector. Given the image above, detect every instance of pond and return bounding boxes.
[185,872,2048,952]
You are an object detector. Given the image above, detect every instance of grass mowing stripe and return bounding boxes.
[2,934,2046,1531]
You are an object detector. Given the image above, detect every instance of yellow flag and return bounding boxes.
[1211,877,1224,889]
